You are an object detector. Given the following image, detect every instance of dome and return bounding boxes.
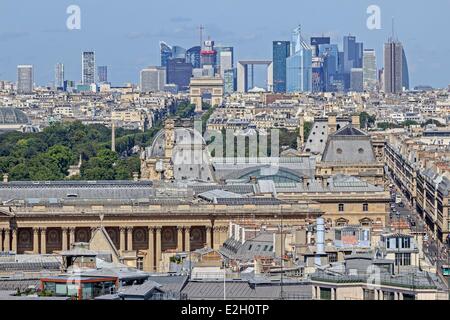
[0,107,29,125]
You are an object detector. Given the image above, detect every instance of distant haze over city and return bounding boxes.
[0,0,449,88]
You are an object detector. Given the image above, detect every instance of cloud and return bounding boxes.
[0,31,29,42]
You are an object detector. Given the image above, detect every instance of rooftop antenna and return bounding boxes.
[198,24,204,47]
[391,17,396,42]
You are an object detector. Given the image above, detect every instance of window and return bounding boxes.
[328,252,338,263]
[358,148,364,154]
[320,287,332,300]
[336,148,343,154]
[403,253,411,266]
[363,203,369,212]
[137,257,144,270]
[338,204,344,212]
[402,237,411,249]
[363,289,375,300]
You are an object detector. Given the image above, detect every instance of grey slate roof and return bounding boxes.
[181,280,312,300]
[0,180,154,202]
[321,124,376,163]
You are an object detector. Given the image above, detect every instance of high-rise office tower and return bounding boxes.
[55,63,64,89]
[286,26,312,93]
[166,58,193,91]
[350,68,364,92]
[97,66,108,83]
[363,49,377,91]
[310,37,330,57]
[217,46,234,78]
[343,35,363,90]
[223,69,235,94]
[272,41,290,93]
[402,48,410,90]
[200,40,217,70]
[318,44,339,91]
[82,51,95,85]
[17,65,33,94]
[140,66,166,92]
[383,40,403,93]
[172,46,187,59]
[186,46,201,68]
[160,41,172,67]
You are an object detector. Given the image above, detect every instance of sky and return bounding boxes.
[0,0,449,88]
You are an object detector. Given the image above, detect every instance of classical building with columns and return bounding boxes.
[0,180,321,273]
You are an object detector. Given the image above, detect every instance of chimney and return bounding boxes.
[351,113,360,129]
[315,217,325,266]
[328,113,337,133]
[3,173,8,183]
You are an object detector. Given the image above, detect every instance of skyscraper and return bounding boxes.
[384,40,403,93]
[310,36,330,57]
[140,66,166,92]
[272,41,290,93]
[343,35,363,90]
[402,48,410,90]
[172,46,187,59]
[17,65,33,94]
[223,69,235,94]
[350,68,363,92]
[286,26,312,93]
[216,46,234,79]
[160,41,172,67]
[55,63,64,89]
[363,49,377,91]
[200,40,217,70]
[186,46,201,68]
[82,51,95,85]
[97,66,108,83]
[166,58,193,91]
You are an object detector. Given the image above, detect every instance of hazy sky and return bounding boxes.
[0,0,449,88]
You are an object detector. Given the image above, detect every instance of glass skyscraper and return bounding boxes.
[17,65,33,94]
[272,41,290,93]
[166,58,193,91]
[186,46,201,68]
[55,63,64,89]
[363,49,377,91]
[402,48,410,90]
[82,51,95,85]
[286,27,312,93]
[384,40,403,93]
[97,66,108,83]
[160,41,172,67]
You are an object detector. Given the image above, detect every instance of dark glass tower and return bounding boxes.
[272,41,290,93]
[186,46,201,68]
[160,41,172,68]
[166,58,193,91]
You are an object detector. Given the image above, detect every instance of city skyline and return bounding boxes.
[0,0,449,88]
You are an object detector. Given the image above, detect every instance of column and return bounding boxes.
[177,227,183,252]
[147,227,155,272]
[155,227,162,272]
[127,227,133,251]
[40,228,47,254]
[69,228,75,249]
[11,228,17,253]
[212,226,221,249]
[331,288,336,300]
[206,226,212,248]
[33,228,39,253]
[184,226,190,252]
[4,229,10,251]
[119,227,126,252]
[62,228,68,251]
[0,229,3,252]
